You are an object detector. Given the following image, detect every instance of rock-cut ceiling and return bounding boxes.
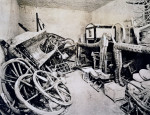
[17,0,114,12]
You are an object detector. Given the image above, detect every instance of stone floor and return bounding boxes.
[65,70,125,115]
[0,70,125,115]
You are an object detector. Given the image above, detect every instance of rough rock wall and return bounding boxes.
[0,0,19,65]
[19,6,91,42]
[0,0,19,41]
[91,0,139,25]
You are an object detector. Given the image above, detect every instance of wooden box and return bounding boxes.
[104,82,125,102]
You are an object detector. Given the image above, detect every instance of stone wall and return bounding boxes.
[0,0,19,65]
[0,0,19,41]
[19,6,91,42]
[91,0,140,26]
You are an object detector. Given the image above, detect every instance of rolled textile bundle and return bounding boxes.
[139,69,150,80]
[141,80,150,89]
[133,73,144,82]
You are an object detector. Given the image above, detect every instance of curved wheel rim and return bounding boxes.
[33,70,72,106]
[129,90,150,112]
[15,74,66,115]
[0,58,34,114]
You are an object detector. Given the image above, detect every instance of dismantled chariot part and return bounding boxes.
[6,30,75,70]
[0,58,72,114]
[15,74,67,115]
[15,40,59,68]
[128,89,150,114]
[44,56,75,74]
[121,79,150,114]
[0,31,75,114]
[39,33,75,60]
[54,62,72,74]
[120,92,142,115]
[0,58,34,114]
[33,70,72,106]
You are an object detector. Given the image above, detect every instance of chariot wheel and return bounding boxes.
[33,70,72,106]
[129,89,150,114]
[15,74,66,115]
[0,58,34,114]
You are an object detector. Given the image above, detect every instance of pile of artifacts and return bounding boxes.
[1,3,150,114]
[121,66,150,115]
[76,31,116,92]
[77,19,150,114]
[0,30,76,115]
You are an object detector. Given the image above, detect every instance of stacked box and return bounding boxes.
[104,82,125,102]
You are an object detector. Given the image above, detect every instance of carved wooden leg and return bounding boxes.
[113,46,124,86]
[99,47,104,70]
[113,47,119,83]
[103,46,107,73]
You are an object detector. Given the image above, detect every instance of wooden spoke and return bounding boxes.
[36,75,48,82]
[58,87,70,96]
[9,66,18,77]
[15,74,66,115]
[18,63,23,75]
[26,93,39,102]
[49,101,54,112]
[25,67,31,74]
[5,75,17,80]
[21,80,33,88]
[1,58,35,114]
[12,63,20,77]
[12,100,16,106]
[1,79,15,83]
[45,85,55,91]
[56,88,65,102]
[33,70,72,106]
[45,65,52,72]
[23,86,29,99]
[27,84,56,102]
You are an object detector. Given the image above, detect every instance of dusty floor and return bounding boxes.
[65,70,125,115]
[0,69,125,115]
